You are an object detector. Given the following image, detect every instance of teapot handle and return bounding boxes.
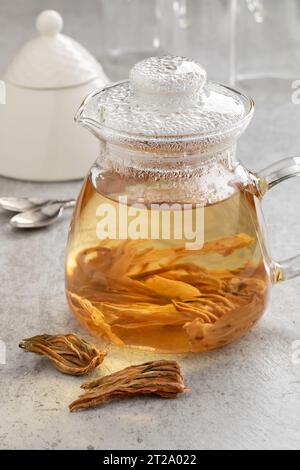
[258,156,300,282]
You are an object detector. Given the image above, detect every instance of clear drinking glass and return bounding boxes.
[97,0,162,81]
[157,0,232,82]
[230,0,300,84]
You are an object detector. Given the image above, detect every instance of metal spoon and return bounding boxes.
[0,197,76,213]
[10,200,76,229]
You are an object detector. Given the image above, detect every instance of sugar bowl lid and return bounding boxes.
[3,10,106,89]
[78,55,254,153]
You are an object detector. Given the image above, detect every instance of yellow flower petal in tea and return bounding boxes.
[144,275,200,301]
[69,293,124,346]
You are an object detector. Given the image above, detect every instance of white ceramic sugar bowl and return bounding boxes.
[0,10,109,181]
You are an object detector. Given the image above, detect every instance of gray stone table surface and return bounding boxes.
[1,1,300,451]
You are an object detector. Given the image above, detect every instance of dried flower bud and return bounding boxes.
[19,333,107,376]
[69,360,189,412]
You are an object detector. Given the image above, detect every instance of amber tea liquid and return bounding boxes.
[66,172,270,353]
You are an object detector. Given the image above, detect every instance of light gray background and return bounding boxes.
[0,0,300,450]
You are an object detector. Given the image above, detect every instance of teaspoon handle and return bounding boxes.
[61,199,76,209]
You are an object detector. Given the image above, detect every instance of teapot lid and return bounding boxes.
[3,10,107,89]
[77,56,254,153]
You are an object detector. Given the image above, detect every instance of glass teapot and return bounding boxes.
[66,56,300,353]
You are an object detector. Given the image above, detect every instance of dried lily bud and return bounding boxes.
[19,333,107,376]
[69,360,188,412]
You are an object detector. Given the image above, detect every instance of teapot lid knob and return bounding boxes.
[130,56,207,109]
[36,10,63,37]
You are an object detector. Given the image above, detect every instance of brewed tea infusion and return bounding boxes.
[66,56,299,353]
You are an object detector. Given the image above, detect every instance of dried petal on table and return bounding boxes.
[69,360,189,412]
[19,333,107,376]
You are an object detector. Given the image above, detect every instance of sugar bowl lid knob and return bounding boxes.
[36,10,63,37]
[3,9,107,89]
